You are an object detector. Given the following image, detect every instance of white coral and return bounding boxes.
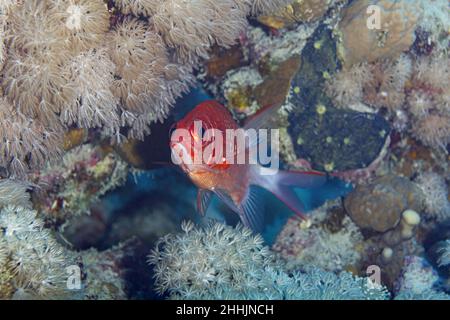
[0,205,72,299]
[385,54,413,90]
[414,171,450,221]
[61,49,121,139]
[273,201,364,272]
[326,63,373,108]
[148,221,270,295]
[150,0,249,62]
[0,179,31,209]
[397,256,439,295]
[49,0,110,51]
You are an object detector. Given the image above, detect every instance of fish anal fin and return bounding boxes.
[214,187,265,232]
[238,186,265,232]
[197,189,213,216]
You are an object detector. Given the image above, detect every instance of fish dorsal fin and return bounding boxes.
[214,187,264,232]
[243,102,282,130]
[197,189,213,216]
[237,103,282,163]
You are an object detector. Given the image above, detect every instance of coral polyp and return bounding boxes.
[0,97,63,177]
[49,0,110,52]
[0,205,72,299]
[0,0,286,177]
[149,221,389,300]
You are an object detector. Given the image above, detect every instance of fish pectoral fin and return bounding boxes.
[214,187,265,232]
[197,189,213,216]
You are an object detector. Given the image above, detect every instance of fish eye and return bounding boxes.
[200,126,206,138]
[189,122,207,139]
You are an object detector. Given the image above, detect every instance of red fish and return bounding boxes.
[170,100,326,231]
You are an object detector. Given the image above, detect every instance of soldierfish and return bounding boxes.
[170,100,327,231]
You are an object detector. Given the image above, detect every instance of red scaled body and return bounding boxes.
[170,100,327,231]
[173,101,251,206]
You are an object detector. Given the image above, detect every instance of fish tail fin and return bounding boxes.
[252,167,327,220]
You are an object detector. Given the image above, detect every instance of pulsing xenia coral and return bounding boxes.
[326,52,450,151]
[0,1,14,66]
[63,1,108,41]
[108,18,193,139]
[0,0,288,177]
[394,256,450,300]
[148,221,271,297]
[414,171,450,222]
[0,97,63,175]
[0,205,73,299]
[113,0,291,62]
[50,0,110,52]
[149,221,389,300]
[61,48,121,135]
[0,178,31,209]
[395,256,439,295]
[149,0,248,62]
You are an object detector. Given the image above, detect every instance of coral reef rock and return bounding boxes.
[80,241,135,300]
[31,144,128,226]
[273,200,364,273]
[289,106,391,172]
[286,25,391,172]
[338,0,419,68]
[344,175,425,232]
[258,0,343,28]
[254,54,302,108]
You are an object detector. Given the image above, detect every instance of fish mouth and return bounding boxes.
[170,143,214,175]
[170,143,193,172]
